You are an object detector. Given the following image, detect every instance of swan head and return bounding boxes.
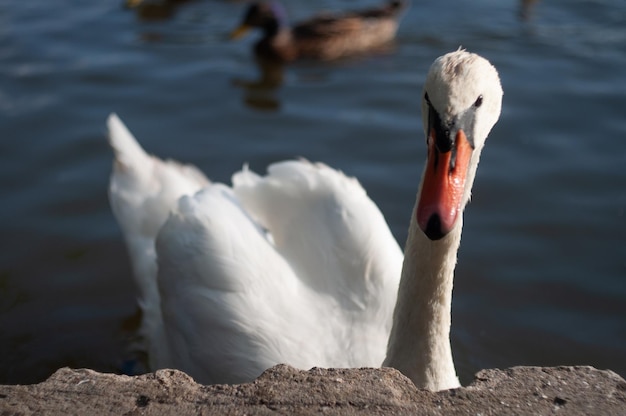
[417,50,503,240]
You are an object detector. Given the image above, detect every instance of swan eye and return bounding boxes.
[424,92,431,106]
[474,95,483,108]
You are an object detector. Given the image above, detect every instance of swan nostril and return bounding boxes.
[424,214,446,241]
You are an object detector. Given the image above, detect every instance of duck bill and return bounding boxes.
[230,24,251,40]
[417,129,473,240]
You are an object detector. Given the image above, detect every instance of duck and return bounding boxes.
[229,0,407,62]
[107,49,503,391]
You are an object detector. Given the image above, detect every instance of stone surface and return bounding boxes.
[1,364,625,415]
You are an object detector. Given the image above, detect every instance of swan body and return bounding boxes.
[108,115,403,383]
[108,50,502,391]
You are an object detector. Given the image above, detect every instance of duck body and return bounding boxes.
[231,1,407,62]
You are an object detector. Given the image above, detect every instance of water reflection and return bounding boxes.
[232,56,285,111]
[519,0,540,21]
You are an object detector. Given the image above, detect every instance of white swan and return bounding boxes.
[107,50,502,391]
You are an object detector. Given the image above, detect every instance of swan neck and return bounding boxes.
[384,201,461,391]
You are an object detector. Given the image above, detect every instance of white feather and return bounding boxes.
[108,115,403,383]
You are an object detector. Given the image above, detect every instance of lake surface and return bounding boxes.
[1,0,625,385]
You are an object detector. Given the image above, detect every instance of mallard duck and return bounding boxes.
[107,50,503,391]
[230,0,407,62]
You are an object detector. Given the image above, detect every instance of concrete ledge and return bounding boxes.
[1,364,625,415]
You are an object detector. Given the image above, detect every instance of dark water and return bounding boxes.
[1,0,625,385]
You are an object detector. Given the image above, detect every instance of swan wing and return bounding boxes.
[233,160,403,366]
[156,184,328,384]
[155,161,403,383]
[107,115,403,381]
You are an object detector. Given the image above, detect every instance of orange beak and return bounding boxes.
[417,128,473,240]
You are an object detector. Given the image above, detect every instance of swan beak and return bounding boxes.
[417,128,473,240]
[230,24,251,40]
